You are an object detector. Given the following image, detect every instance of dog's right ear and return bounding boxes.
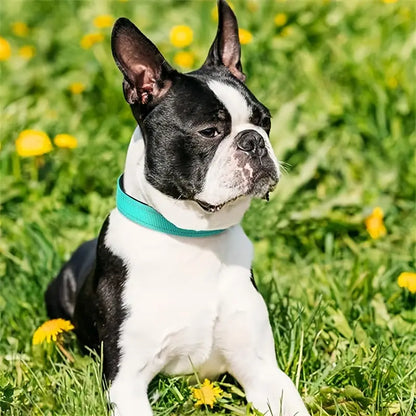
[202,0,246,82]
[111,18,176,105]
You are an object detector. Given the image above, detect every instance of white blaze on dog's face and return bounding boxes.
[194,80,279,212]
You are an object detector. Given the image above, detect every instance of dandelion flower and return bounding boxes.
[16,129,52,157]
[173,51,194,69]
[80,33,104,49]
[18,45,36,60]
[54,134,78,149]
[365,207,387,239]
[93,15,114,29]
[382,0,398,3]
[12,22,29,37]
[274,13,288,27]
[170,25,193,48]
[191,379,223,408]
[398,272,416,294]
[238,28,253,45]
[69,82,85,95]
[0,37,12,61]
[32,319,74,345]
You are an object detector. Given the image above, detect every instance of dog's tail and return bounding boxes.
[45,239,97,321]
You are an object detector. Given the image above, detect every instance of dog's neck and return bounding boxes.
[122,127,251,231]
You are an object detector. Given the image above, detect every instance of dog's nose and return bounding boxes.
[236,130,266,157]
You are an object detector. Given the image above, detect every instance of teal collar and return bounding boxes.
[116,175,226,237]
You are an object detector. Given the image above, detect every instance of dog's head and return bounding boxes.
[111,0,279,230]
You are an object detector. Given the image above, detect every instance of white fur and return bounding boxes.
[195,81,280,206]
[207,80,251,124]
[107,210,309,416]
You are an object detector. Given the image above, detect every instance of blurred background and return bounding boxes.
[0,0,415,415]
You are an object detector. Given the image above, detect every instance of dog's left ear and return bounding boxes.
[202,0,246,82]
[111,18,176,105]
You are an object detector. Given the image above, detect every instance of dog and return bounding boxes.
[45,1,310,415]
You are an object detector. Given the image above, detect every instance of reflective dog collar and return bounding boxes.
[116,175,226,237]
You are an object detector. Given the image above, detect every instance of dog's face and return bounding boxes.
[112,0,279,216]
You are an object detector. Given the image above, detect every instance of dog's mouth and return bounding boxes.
[195,190,271,213]
[195,197,239,213]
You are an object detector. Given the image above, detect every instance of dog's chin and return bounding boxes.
[195,179,278,214]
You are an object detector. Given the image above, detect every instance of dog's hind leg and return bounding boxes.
[45,239,97,321]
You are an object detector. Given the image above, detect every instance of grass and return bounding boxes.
[1,0,415,415]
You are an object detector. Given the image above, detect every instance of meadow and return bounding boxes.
[0,0,415,415]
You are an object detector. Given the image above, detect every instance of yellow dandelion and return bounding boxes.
[80,33,104,49]
[191,379,223,408]
[170,25,193,48]
[12,21,29,37]
[16,129,52,157]
[274,13,288,27]
[0,37,12,61]
[69,81,86,95]
[18,45,36,60]
[32,318,74,345]
[398,272,416,294]
[54,134,78,149]
[382,0,398,3]
[238,28,253,45]
[173,51,195,69]
[365,207,387,239]
[93,14,114,29]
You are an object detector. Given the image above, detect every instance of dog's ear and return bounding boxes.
[111,18,176,105]
[202,0,246,82]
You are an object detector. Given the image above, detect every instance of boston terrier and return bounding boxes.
[45,1,310,415]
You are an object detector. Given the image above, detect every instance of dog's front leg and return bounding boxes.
[218,275,310,416]
[222,318,310,416]
[109,374,153,416]
[242,367,310,416]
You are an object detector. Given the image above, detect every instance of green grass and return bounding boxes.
[1,0,415,415]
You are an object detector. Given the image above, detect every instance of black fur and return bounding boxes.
[73,217,128,381]
[46,218,127,381]
[45,239,97,321]
[250,268,258,291]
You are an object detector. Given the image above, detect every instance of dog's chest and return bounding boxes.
[104,209,253,377]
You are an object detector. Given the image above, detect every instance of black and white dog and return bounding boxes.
[45,1,310,415]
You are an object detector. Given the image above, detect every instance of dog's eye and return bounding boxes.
[199,127,220,138]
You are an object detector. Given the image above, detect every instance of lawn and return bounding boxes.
[0,0,415,415]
